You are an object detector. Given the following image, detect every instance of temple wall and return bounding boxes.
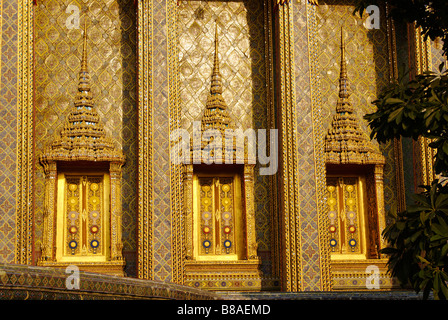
[33,0,138,276]
[1,0,444,293]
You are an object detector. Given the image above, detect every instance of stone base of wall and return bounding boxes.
[0,263,220,300]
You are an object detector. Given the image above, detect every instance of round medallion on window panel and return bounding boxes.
[68,196,78,207]
[329,239,338,247]
[222,198,231,207]
[328,210,337,224]
[69,184,78,192]
[68,240,77,250]
[89,196,100,207]
[327,185,335,193]
[90,183,99,192]
[203,240,212,249]
[222,184,230,193]
[202,211,212,224]
[90,239,100,249]
[90,225,99,234]
[346,185,354,193]
[203,226,211,234]
[222,211,232,226]
[346,198,356,207]
[68,211,79,225]
[69,226,78,234]
[349,239,357,248]
[222,211,231,220]
[201,197,211,209]
[349,225,356,233]
[329,225,336,233]
[90,210,100,224]
[223,226,231,234]
[223,240,232,249]
[347,211,356,224]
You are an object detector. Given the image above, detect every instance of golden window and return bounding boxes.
[192,173,245,261]
[326,175,368,260]
[55,173,110,263]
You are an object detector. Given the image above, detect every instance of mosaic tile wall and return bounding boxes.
[33,0,138,276]
[316,0,398,212]
[0,0,18,263]
[151,0,173,282]
[291,1,325,291]
[178,0,273,273]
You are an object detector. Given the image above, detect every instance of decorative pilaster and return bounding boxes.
[243,164,258,260]
[40,161,57,262]
[183,164,194,261]
[110,162,125,261]
[276,0,302,293]
[136,0,154,281]
[15,0,34,265]
[275,0,331,292]
[137,0,183,283]
[374,165,386,252]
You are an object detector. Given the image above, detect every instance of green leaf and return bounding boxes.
[387,107,404,123]
[385,98,405,105]
[412,194,431,207]
[443,142,448,158]
[420,210,432,224]
[431,223,448,237]
[440,281,448,300]
[441,243,448,257]
[434,272,440,299]
[410,230,423,242]
[437,215,448,229]
[417,255,431,265]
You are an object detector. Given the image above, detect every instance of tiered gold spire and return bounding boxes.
[191,22,248,164]
[325,28,384,165]
[40,22,125,164]
[200,23,233,135]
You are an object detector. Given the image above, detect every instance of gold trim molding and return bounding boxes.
[136,0,154,280]
[15,0,34,265]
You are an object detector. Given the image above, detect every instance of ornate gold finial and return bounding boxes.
[201,22,232,134]
[40,18,125,164]
[324,26,384,166]
[191,22,248,164]
[210,22,223,95]
[338,27,349,100]
[81,19,88,73]
[75,20,94,109]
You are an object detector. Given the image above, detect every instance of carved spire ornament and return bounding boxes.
[192,22,247,164]
[40,22,125,165]
[324,28,384,165]
[200,23,233,135]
